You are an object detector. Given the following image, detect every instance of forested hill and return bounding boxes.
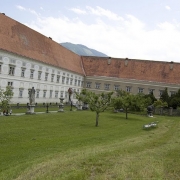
[60,42,108,57]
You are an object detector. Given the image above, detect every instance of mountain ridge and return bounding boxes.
[60,42,108,57]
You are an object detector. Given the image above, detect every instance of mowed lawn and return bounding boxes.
[0,110,180,180]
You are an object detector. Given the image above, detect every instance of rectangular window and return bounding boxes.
[81,81,84,87]
[95,83,101,89]
[114,85,119,91]
[45,73,48,81]
[8,82,13,87]
[19,89,23,98]
[21,68,25,77]
[60,91,64,98]
[30,70,34,79]
[38,71,42,80]
[50,90,53,98]
[62,76,65,84]
[36,90,40,98]
[65,92,68,98]
[86,82,91,88]
[104,84,110,90]
[126,86,131,92]
[9,66,15,76]
[43,91,47,98]
[66,77,69,85]
[159,90,164,96]
[78,80,81,86]
[0,64,2,74]
[74,79,77,86]
[170,91,176,96]
[149,89,154,94]
[138,88,144,93]
[51,74,54,82]
[70,78,73,85]
[57,75,60,83]
[55,91,58,98]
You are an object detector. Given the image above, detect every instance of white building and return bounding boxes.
[0,13,84,104]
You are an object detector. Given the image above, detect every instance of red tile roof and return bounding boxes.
[0,13,84,75]
[82,56,180,84]
[0,14,180,85]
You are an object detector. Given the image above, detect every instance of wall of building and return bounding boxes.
[84,75,180,98]
[0,50,84,104]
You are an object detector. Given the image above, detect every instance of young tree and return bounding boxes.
[0,86,14,112]
[113,91,151,119]
[76,89,113,127]
[112,91,134,119]
[153,99,168,108]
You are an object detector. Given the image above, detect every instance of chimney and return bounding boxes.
[108,57,111,65]
[125,58,128,66]
[169,61,173,70]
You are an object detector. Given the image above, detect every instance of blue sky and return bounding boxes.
[1,0,180,62]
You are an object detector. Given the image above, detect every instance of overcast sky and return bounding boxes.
[1,0,180,62]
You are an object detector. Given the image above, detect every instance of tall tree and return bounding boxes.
[144,91,157,104]
[76,89,113,127]
[0,86,14,111]
[160,87,170,106]
[169,89,180,109]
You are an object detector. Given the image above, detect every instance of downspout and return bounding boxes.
[80,56,87,88]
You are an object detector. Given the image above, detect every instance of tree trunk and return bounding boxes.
[95,112,99,127]
[126,107,128,119]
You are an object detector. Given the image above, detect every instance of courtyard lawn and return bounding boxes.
[0,111,180,180]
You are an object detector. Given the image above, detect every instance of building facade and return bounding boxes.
[0,13,180,104]
[81,56,180,99]
[0,50,84,104]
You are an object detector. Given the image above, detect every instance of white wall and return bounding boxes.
[0,50,84,104]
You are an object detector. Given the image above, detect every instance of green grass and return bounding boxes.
[0,111,180,180]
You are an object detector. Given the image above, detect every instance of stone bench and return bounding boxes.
[143,121,158,130]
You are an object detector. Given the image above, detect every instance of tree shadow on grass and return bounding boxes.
[105,113,147,122]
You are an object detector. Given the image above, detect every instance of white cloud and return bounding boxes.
[16,5,40,17]
[25,7,180,62]
[16,5,26,11]
[165,5,171,10]
[86,6,123,21]
[70,7,86,14]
